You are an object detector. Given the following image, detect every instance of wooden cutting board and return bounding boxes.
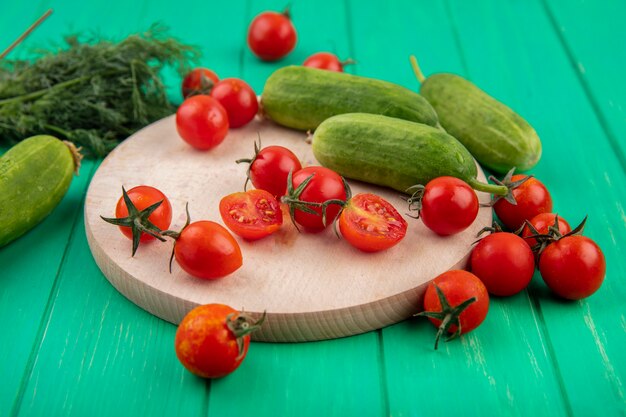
[84,115,492,342]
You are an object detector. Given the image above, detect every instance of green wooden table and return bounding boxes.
[2,1,625,416]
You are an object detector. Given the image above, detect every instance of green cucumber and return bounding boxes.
[261,65,440,131]
[312,113,508,196]
[411,57,541,174]
[0,135,81,247]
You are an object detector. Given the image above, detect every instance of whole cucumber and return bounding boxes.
[261,65,440,131]
[412,58,541,173]
[312,113,508,195]
[0,135,81,247]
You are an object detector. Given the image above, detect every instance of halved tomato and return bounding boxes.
[338,193,408,252]
[219,189,283,240]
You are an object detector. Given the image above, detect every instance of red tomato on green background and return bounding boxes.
[175,304,264,378]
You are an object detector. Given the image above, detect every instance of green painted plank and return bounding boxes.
[348,1,570,415]
[208,1,385,416]
[542,0,626,171]
[445,0,626,415]
[0,3,96,416]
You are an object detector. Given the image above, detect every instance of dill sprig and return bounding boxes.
[0,24,199,157]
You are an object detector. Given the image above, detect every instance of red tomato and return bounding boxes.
[285,166,347,232]
[418,270,489,349]
[247,10,297,61]
[114,186,172,242]
[174,221,242,279]
[303,52,352,72]
[494,175,552,231]
[238,145,302,197]
[418,177,479,236]
[470,232,535,296]
[338,193,407,252]
[219,189,283,241]
[538,235,605,300]
[522,213,571,249]
[181,68,219,98]
[175,304,263,378]
[210,78,258,128]
[176,95,229,150]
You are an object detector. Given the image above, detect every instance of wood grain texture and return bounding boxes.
[84,114,492,342]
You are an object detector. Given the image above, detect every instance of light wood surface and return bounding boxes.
[84,114,492,342]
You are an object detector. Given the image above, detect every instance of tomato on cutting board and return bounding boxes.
[175,304,264,378]
[338,193,407,252]
[210,78,258,128]
[101,185,172,256]
[282,166,347,232]
[237,143,302,198]
[219,189,283,241]
[176,95,229,150]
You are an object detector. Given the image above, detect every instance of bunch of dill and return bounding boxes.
[0,24,199,157]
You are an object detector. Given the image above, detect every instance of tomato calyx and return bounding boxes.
[405,184,425,218]
[184,72,215,98]
[226,310,267,359]
[235,135,262,191]
[415,284,477,350]
[485,167,533,207]
[523,215,587,255]
[473,221,504,243]
[161,203,192,272]
[101,186,167,256]
[281,170,323,232]
[321,176,352,230]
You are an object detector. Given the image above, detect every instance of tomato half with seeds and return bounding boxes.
[175,304,263,378]
[173,221,242,279]
[339,193,407,252]
[219,189,283,241]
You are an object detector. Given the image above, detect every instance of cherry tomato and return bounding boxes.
[522,213,571,249]
[339,193,407,252]
[494,175,552,231]
[210,78,258,128]
[287,166,347,232]
[174,220,242,279]
[418,270,489,349]
[470,232,535,296]
[418,177,479,236]
[114,186,172,242]
[219,189,283,241]
[181,68,219,98]
[239,145,302,198]
[176,95,229,150]
[247,10,297,61]
[539,235,605,300]
[175,304,263,378]
[303,52,352,72]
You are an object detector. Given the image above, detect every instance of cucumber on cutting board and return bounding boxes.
[312,113,508,196]
[0,135,81,247]
[261,65,440,131]
[412,57,541,174]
